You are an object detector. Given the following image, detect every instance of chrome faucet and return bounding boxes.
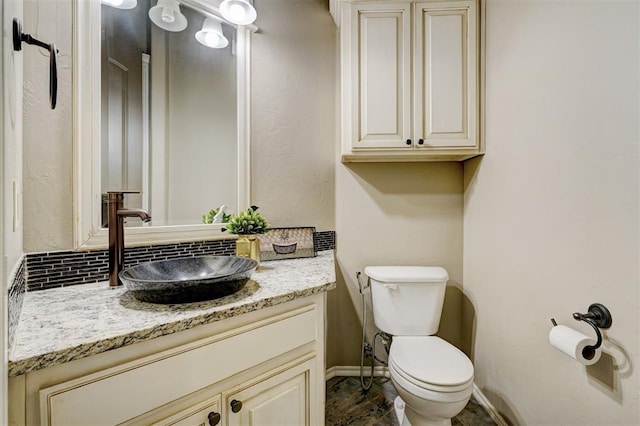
[108,191,151,287]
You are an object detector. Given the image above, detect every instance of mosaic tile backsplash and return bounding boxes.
[26,240,235,291]
[314,230,335,252]
[8,256,26,351]
[25,231,336,291]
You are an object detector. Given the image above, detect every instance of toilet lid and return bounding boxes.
[390,336,474,388]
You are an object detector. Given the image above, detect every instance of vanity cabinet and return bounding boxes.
[339,0,482,162]
[9,295,325,426]
[149,357,315,426]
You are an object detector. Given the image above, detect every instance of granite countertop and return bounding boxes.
[9,251,336,377]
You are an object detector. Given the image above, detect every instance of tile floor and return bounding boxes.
[325,376,497,426]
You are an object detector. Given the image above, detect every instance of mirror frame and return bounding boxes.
[73,0,252,249]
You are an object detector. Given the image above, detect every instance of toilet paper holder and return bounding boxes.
[551,303,612,357]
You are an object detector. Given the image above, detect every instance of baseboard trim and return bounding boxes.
[472,384,509,426]
[327,366,508,426]
[326,365,389,380]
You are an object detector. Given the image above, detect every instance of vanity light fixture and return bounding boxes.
[195,18,229,49]
[148,0,188,32]
[219,0,257,26]
[101,0,138,9]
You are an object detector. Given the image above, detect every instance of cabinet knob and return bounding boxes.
[230,399,243,413]
[406,139,412,145]
[418,138,424,145]
[207,411,221,426]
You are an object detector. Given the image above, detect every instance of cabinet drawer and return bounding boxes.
[39,306,317,426]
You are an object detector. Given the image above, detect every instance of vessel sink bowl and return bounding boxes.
[119,255,258,304]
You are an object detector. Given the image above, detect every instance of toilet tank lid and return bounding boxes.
[364,266,449,283]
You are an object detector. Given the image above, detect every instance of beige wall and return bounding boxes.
[464,0,639,424]
[251,0,336,231]
[333,162,465,366]
[23,0,73,251]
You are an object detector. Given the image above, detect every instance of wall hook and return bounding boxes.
[572,303,612,358]
[12,18,58,109]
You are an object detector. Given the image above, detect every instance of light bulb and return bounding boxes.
[220,0,257,25]
[228,4,246,22]
[148,0,187,31]
[102,0,137,9]
[161,7,175,23]
[204,32,222,46]
[195,18,229,48]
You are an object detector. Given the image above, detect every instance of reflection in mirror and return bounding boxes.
[101,1,237,227]
[74,0,250,249]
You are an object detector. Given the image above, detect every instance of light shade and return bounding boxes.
[195,18,229,49]
[148,0,188,32]
[219,0,257,26]
[102,0,137,9]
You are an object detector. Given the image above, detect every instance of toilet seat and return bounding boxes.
[389,336,474,393]
[389,361,473,404]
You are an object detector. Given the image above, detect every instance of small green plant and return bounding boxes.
[222,206,270,235]
[202,207,232,224]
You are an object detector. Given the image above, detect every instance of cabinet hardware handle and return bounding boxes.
[207,411,221,426]
[230,399,243,413]
[406,139,412,145]
[418,138,424,145]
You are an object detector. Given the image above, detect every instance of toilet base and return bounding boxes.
[394,396,451,426]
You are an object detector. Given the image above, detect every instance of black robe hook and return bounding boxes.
[12,18,58,109]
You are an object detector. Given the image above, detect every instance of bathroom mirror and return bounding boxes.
[74,0,252,249]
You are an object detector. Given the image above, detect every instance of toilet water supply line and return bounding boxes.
[356,271,391,392]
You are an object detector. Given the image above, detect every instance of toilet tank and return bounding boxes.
[364,266,448,336]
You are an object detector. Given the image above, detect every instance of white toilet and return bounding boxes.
[365,266,474,426]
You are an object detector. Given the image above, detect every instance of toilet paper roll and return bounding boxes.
[548,325,601,366]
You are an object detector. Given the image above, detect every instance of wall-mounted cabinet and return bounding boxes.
[338,0,483,162]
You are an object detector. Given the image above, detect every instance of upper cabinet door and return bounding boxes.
[414,0,478,148]
[349,3,411,149]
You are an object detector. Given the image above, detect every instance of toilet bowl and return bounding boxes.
[389,336,473,425]
[364,266,474,426]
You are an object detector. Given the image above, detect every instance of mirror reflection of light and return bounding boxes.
[161,7,175,23]
[220,0,257,26]
[148,0,187,32]
[205,33,222,46]
[101,0,137,9]
[228,4,246,22]
[195,18,229,49]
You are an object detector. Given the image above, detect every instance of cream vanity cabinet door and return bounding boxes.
[224,358,316,426]
[155,396,222,426]
[341,0,481,162]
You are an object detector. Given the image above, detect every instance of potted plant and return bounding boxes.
[222,206,269,264]
[202,206,232,224]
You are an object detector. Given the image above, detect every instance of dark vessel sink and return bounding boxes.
[119,256,258,304]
